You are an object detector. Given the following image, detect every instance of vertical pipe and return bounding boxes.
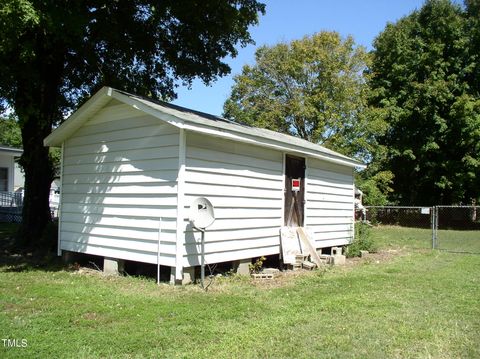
[431,207,435,249]
[200,229,205,288]
[175,129,186,282]
[432,206,438,249]
[157,217,162,285]
[57,142,65,256]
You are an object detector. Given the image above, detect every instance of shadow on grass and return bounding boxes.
[0,222,66,273]
[0,223,160,280]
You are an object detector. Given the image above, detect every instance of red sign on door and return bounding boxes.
[291,178,301,192]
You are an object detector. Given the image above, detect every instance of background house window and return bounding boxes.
[0,168,8,191]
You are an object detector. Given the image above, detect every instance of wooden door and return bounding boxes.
[284,155,305,226]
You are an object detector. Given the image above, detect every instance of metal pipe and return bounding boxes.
[200,229,205,288]
[157,217,162,285]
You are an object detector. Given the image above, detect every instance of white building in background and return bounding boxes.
[0,145,23,193]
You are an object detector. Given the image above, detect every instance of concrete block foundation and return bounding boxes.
[181,267,196,285]
[233,258,251,275]
[332,247,343,256]
[169,266,196,285]
[103,257,125,275]
[61,250,77,265]
[332,254,346,266]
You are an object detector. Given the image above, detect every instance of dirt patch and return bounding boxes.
[246,249,409,290]
[345,248,408,267]
[68,249,409,293]
[82,312,99,321]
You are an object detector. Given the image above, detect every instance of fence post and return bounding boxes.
[432,206,439,249]
[431,206,435,249]
[430,207,435,249]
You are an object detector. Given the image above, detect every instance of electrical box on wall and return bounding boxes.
[291,178,301,192]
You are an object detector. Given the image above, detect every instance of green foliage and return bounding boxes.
[0,0,266,108]
[248,256,266,274]
[356,170,394,206]
[0,115,21,148]
[224,31,385,162]
[0,0,266,244]
[49,147,61,177]
[346,222,377,257]
[370,0,480,205]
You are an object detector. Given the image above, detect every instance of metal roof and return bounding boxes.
[44,87,366,169]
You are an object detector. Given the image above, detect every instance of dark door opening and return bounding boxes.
[284,155,305,227]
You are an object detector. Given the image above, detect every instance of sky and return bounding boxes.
[172,0,426,116]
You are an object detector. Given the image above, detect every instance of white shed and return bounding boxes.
[44,87,365,283]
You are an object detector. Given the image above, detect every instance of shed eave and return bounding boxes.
[110,91,186,129]
[0,146,23,155]
[43,86,367,170]
[43,87,114,147]
[122,92,365,169]
[181,122,365,169]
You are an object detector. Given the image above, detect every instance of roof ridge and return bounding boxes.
[114,89,248,127]
[113,89,355,162]
[45,86,365,168]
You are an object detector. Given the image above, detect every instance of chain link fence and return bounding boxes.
[365,206,432,228]
[434,206,480,254]
[365,206,434,249]
[365,205,480,253]
[0,191,23,223]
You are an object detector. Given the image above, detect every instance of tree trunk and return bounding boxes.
[15,79,59,249]
[9,27,66,249]
[17,117,55,248]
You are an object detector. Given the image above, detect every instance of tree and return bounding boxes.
[0,0,265,247]
[223,31,385,162]
[370,0,480,205]
[223,32,391,204]
[0,115,22,148]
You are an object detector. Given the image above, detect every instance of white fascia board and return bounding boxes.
[115,93,364,168]
[44,86,365,170]
[135,101,364,169]
[44,87,113,147]
[0,148,23,155]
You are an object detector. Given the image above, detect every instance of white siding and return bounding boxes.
[183,132,284,266]
[305,158,355,248]
[60,102,179,266]
[13,161,24,191]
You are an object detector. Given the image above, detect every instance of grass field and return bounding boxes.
[370,225,433,249]
[437,229,480,253]
[1,225,479,358]
[370,225,480,253]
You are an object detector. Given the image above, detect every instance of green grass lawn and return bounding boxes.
[370,225,480,253]
[1,225,479,358]
[436,229,480,253]
[370,225,434,250]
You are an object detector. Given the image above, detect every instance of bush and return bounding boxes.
[346,222,377,258]
[249,256,266,274]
